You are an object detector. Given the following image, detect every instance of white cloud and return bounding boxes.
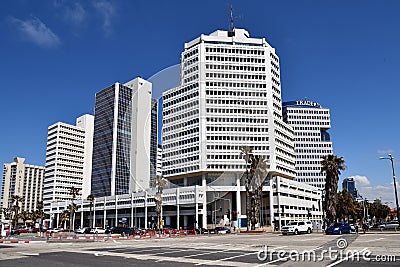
[63,2,86,25]
[9,16,61,48]
[350,175,399,207]
[93,0,115,35]
[350,175,371,187]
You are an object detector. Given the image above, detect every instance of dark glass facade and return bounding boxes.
[150,98,158,187]
[91,84,133,197]
[342,178,356,198]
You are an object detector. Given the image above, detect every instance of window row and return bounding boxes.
[206,64,265,72]
[206,56,265,64]
[206,47,265,55]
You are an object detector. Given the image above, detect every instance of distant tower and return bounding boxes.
[1,157,44,219]
[91,77,152,197]
[342,177,356,198]
[282,100,333,189]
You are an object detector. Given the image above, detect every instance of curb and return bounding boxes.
[0,239,30,244]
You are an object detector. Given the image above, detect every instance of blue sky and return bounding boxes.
[1,0,400,206]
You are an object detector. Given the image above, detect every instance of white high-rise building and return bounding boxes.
[282,100,333,188]
[43,114,94,212]
[162,28,296,183]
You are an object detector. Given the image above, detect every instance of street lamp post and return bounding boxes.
[379,154,400,224]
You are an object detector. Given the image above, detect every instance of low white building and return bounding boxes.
[49,176,322,230]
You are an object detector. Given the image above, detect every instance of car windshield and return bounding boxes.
[332,223,343,227]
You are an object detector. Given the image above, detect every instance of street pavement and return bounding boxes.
[0,232,399,266]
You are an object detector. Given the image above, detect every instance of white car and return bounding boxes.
[90,227,106,234]
[281,221,313,235]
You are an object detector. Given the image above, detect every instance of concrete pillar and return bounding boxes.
[144,191,148,229]
[202,175,207,228]
[80,202,84,228]
[277,176,282,229]
[115,195,118,227]
[103,199,107,228]
[269,174,275,230]
[184,177,188,186]
[56,211,59,228]
[236,174,241,228]
[195,185,199,228]
[93,199,96,228]
[176,187,180,229]
[131,193,134,228]
[202,174,207,187]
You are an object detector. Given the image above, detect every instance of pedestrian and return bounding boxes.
[362,222,368,233]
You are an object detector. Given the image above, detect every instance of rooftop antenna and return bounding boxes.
[229,5,235,31]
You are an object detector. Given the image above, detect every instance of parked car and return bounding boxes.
[196,228,209,234]
[214,227,231,234]
[90,227,106,234]
[108,227,135,235]
[133,227,147,235]
[17,227,31,233]
[74,227,91,234]
[383,221,400,229]
[325,222,352,235]
[281,221,313,235]
[46,228,64,234]
[371,222,385,229]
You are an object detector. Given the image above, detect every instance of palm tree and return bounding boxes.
[61,210,70,229]
[11,195,24,228]
[35,200,45,234]
[154,176,167,232]
[241,145,253,231]
[336,190,361,222]
[240,146,269,230]
[87,194,95,228]
[19,211,30,226]
[68,186,80,231]
[321,154,346,225]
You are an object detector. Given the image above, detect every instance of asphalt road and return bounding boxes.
[1,232,399,266]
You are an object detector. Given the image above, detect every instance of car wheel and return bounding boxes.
[307,228,311,234]
[282,233,287,236]
[294,229,298,235]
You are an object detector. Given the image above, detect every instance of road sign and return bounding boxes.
[122,218,127,224]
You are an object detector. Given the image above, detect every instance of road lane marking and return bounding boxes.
[326,248,369,267]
